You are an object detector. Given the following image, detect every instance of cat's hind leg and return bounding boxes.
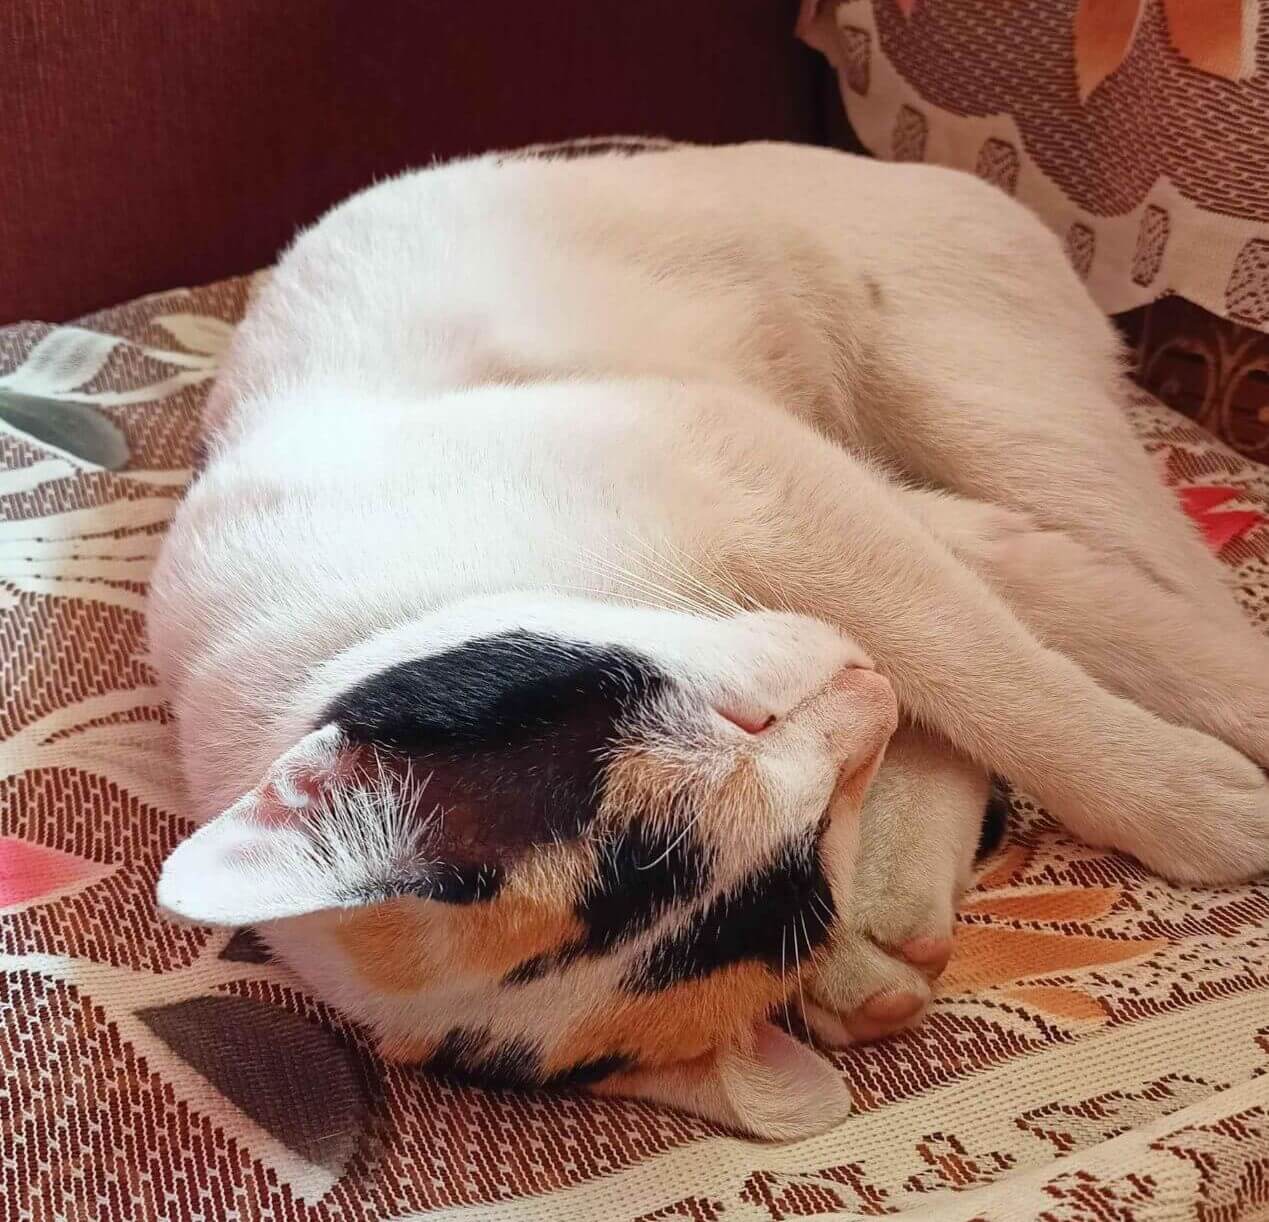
[839,175,1252,636]
[903,490,1269,772]
[720,417,1268,885]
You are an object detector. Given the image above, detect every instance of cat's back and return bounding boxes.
[208,143,1025,439]
[206,141,1056,442]
[208,145,796,429]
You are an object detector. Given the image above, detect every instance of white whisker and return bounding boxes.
[780,925,793,1034]
[796,912,818,1052]
[635,804,702,871]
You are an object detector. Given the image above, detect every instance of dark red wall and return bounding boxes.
[2,1,825,322]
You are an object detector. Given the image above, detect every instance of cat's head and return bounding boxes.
[158,595,896,1139]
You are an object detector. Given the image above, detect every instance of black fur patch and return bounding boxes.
[576,816,711,954]
[626,832,835,992]
[425,1025,631,1089]
[399,863,504,905]
[426,1027,541,1090]
[321,631,669,877]
[323,630,662,756]
[500,949,568,986]
[542,1053,634,1088]
[977,781,1011,860]
[499,938,588,986]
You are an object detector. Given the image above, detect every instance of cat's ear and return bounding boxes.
[157,724,386,927]
[592,1021,851,1141]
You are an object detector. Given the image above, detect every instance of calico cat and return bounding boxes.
[150,142,1269,1139]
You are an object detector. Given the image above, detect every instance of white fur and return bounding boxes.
[150,142,1269,1135]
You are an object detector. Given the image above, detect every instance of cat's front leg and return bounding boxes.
[806,726,994,1045]
[730,431,1269,885]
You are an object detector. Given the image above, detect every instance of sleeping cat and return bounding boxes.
[149,141,1269,1140]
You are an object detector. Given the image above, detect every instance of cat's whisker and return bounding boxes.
[706,530,796,615]
[595,563,721,619]
[625,547,738,620]
[567,548,717,618]
[612,527,743,619]
[543,582,689,615]
[641,531,753,618]
[780,925,793,1036]
[627,522,798,623]
[561,530,730,620]
[591,532,736,621]
[811,889,834,919]
[635,805,703,871]
[796,912,818,1053]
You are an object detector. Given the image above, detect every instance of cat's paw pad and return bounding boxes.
[806,931,950,1048]
[899,935,954,979]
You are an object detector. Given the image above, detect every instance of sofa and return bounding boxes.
[3,4,1268,1219]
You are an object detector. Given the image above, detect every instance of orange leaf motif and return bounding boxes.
[974,844,1030,891]
[942,926,1167,992]
[1161,0,1246,80]
[1004,985,1108,1022]
[1074,0,1144,100]
[961,886,1122,924]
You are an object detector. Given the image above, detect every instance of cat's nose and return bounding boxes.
[714,706,777,735]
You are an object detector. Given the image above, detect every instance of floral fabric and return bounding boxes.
[2,279,1268,1220]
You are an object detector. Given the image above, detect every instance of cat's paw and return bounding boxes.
[1190,676,1269,775]
[1109,731,1269,885]
[803,733,993,1046]
[804,859,962,1049]
[805,929,952,1046]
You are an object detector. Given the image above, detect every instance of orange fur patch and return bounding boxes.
[336,892,585,994]
[598,744,699,828]
[451,894,585,974]
[546,960,789,1073]
[335,901,438,994]
[501,839,593,908]
[600,738,766,848]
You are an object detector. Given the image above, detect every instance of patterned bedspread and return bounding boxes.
[2,277,1268,1220]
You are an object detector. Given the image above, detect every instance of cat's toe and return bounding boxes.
[807,930,936,1046]
[844,988,928,1042]
[899,936,954,979]
[805,972,931,1048]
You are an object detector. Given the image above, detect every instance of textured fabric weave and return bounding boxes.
[1119,295,1269,465]
[799,2,1269,332]
[2,280,1268,1220]
[0,0,822,324]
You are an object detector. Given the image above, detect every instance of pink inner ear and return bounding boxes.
[835,745,887,810]
[242,724,360,827]
[249,785,308,828]
[750,1021,835,1095]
